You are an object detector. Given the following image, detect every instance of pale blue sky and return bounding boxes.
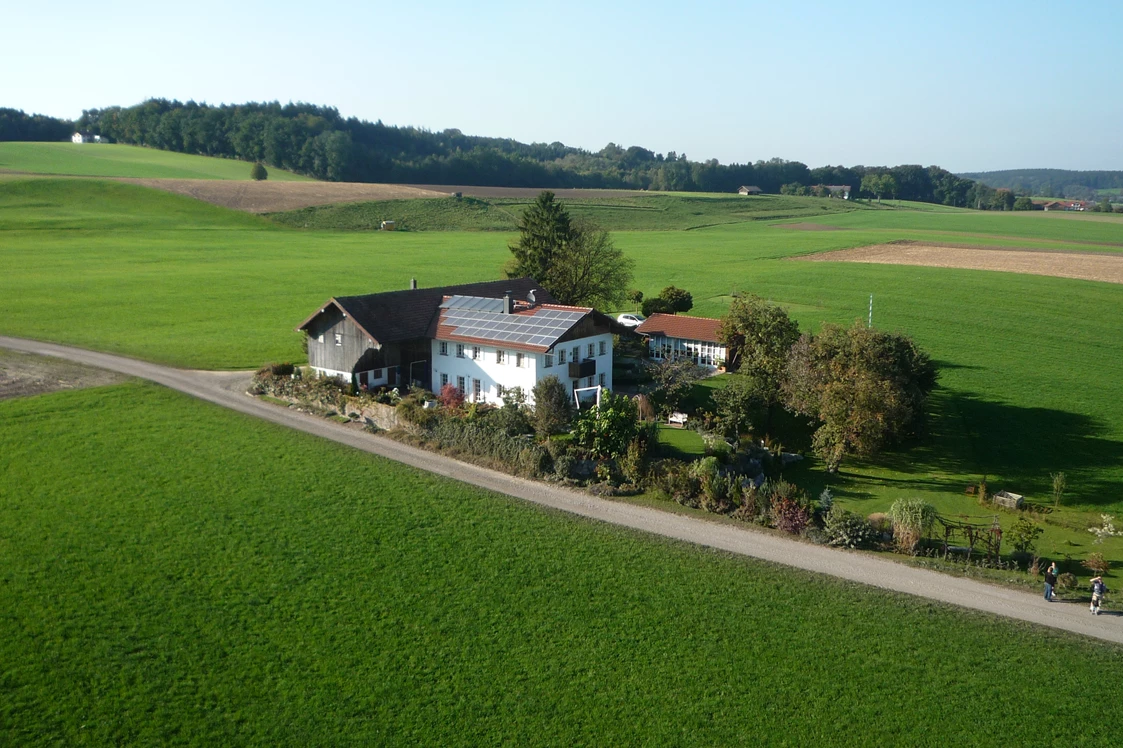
[4,1,1119,171]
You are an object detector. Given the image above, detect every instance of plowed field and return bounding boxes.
[798,241,1123,284]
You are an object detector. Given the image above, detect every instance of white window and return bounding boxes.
[439,341,448,356]
[440,373,449,388]
[572,346,579,362]
[515,352,524,368]
[587,343,595,358]
[599,373,606,387]
[472,379,482,402]
[334,333,342,346]
[599,340,607,356]
[586,376,594,388]
[457,375,465,394]
[558,349,566,364]
[544,353,553,368]
[317,333,324,343]
[496,384,505,398]
[456,344,465,359]
[472,346,481,360]
[496,350,506,365]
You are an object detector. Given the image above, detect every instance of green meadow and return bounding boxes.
[269,191,868,232]
[3,177,1123,531]
[3,382,1123,745]
[0,142,312,181]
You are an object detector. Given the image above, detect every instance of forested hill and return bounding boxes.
[67,98,983,204]
[961,169,1123,200]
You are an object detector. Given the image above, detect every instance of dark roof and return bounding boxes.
[296,278,553,345]
[635,313,723,343]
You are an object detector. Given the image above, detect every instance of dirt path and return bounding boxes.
[3,336,1120,645]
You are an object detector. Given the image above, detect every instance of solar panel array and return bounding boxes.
[440,296,585,349]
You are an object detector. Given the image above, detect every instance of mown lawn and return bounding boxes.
[2,382,1123,745]
[0,142,312,181]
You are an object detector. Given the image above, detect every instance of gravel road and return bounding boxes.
[3,336,1120,645]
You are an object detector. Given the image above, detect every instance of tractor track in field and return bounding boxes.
[3,336,1122,646]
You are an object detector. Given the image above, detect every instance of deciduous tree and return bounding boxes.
[658,285,694,313]
[544,218,633,308]
[250,161,268,180]
[782,323,937,472]
[717,294,800,402]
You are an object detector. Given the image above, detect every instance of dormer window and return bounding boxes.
[334,333,342,346]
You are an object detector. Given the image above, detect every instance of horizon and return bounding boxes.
[5,1,1121,173]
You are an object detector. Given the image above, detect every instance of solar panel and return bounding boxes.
[439,295,586,348]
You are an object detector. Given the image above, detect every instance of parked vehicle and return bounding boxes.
[616,313,646,328]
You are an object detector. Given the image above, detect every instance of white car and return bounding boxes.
[616,313,646,328]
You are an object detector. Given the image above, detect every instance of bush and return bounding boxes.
[553,453,575,480]
[532,376,574,437]
[641,297,674,317]
[1083,552,1110,576]
[250,161,268,180]
[438,383,465,409]
[1008,516,1044,555]
[659,285,693,313]
[867,512,891,535]
[619,439,648,485]
[771,497,811,535]
[887,497,937,554]
[823,505,878,549]
[573,390,639,459]
[1058,572,1078,591]
[649,459,700,507]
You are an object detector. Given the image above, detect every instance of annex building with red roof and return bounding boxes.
[634,313,728,370]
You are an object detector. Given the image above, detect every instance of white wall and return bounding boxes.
[431,331,613,406]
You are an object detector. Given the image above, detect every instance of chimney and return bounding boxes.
[503,291,514,314]
[410,278,417,290]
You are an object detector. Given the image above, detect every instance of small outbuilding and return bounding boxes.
[635,313,727,370]
[993,490,1025,510]
[71,132,106,144]
[738,185,763,196]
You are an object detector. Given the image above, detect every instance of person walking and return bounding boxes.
[1044,562,1058,602]
[1090,576,1107,615]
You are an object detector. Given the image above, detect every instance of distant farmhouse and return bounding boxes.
[824,184,851,199]
[71,132,106,144]
[296,278,625,404]
[635,313,727,371]
[1042,200,1087,212]
[738,185,763,196]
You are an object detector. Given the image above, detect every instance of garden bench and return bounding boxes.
[668,411,688,428]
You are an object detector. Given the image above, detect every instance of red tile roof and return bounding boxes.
[635,313,723,343]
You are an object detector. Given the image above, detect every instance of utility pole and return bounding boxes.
[868,294,873,328]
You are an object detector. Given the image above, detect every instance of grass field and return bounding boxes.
[3,176,1123,553]
[0,142,312,181]
[268,192,873,232]
[2,381,1123,744]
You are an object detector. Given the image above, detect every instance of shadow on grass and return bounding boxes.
[866,388,1123,508]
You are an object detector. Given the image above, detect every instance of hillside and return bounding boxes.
[962,168,1123,200]
[0,142,312,181]
[267,192,872,231]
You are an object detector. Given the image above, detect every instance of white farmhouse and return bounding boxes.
[71,132,106,143]
[297,278,623,404]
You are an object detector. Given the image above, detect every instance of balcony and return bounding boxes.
[568,359,596,378]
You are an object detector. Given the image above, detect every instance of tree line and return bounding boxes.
[7,98,1011,208]
[961,168,1123,201]
[0,108,73,142]
[68,98,986,205]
